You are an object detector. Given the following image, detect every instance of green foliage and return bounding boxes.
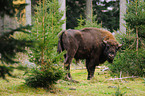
[108,49,145,77]
[138,25,145,39]
[67,0,119,31]
[0,0,33,80]
[0,65,14,80]
[25,0,65,88]
[124,0,145,40]
[108,1,145,77]
[75,15,101,30]
[0,0,28,17]
[113,86,126,96]
[115,32,138,50]
[0,25,33,64]
[124,0,145,51]
[15,65,28,70]
[28,0,64,65]
[25,65,64,88]
[66,0,86,29]
[0,0,16,17]
[124,0,145,29]
[143,78,145,85]
[93,0,119,32]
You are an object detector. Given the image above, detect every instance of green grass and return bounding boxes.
[0,66,145,96]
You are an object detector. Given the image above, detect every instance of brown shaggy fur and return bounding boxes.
[81,27,117,41]
[57,27,121,80]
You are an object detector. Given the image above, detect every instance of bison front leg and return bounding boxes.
[86,59,96,80]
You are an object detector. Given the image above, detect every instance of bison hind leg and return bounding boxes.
[64,55,75,81]
[63,41,78,82]
[64,55,80,83]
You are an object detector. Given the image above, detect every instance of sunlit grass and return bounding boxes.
[0,65,145,96]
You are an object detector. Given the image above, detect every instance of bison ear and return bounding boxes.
[117,44,122,50]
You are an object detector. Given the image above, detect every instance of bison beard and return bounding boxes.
[57,28,122,81]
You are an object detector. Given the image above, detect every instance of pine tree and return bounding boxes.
[108,0,145,77]
[93,0,119,32]
[0,0,32,80]
[66,0,86,29]
[29,0,65,65]
[124,0,145,51]
[25,0,65,88]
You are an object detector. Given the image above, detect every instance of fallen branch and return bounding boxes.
[106,76,139,81]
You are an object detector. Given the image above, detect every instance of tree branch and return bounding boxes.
[105,76,139,81]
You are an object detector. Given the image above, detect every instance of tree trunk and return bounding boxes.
[0,14,17,34]
[120,0,126,33]
[41,0,45,65]
[58,0,66,30]
[0,16,4,34]
[136,27,139,51]
[25,0,31,25]
[86,0,92,23]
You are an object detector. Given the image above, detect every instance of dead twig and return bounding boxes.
[105,76,139,81]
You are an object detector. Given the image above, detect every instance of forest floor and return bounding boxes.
[0,64,145,96]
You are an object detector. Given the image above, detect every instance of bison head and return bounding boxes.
[103,40,122,63]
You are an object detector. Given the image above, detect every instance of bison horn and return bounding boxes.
[117,44,123,50]
[103,40,107,44]
[102,36,107,44]
[118,44,122,47]
[118,44,122,48]
[102,36,109,44]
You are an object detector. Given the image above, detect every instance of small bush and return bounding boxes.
[25,0,65,88]
[115,32,144,50]
[25,65,64,88]
[108,49,145,77]
[75,15,101,30]
[115,33,136,50]
[108,32,145,77]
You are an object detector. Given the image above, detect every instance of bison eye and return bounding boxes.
[110,52,115,54]
[106,45,109,49]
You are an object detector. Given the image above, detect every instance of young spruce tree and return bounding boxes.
[108,0,145,77]
[29,0,64,65]
[25,0,65,88]
[124,0,145,51]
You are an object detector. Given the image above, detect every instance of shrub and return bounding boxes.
[28,0,65,65]
[108,49,145,77]
[25,64,64,88]
[108,31,145,77]
[115,29,145,50]
[115,32,136,50]
[75,15,101,30]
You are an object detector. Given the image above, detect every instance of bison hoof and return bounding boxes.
[64,76,72,81]
[64,77,79,83]
[87,76,93,80]
[87,78,91,80]
[70,79,79,83]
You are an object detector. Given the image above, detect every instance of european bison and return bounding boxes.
[57,28,122,80]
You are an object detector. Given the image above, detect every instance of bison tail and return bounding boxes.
[57,31,65,53]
